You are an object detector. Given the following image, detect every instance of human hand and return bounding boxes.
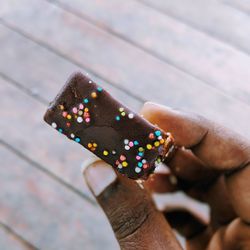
[83,102,250,250]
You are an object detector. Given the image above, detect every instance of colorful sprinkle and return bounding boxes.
[83,98,89,103]
[112,150,116,155]
[134,140,139,146]
[97,87,103,92]
[75,137,80,142]
[87,143,92,148]
[62,111,67,117]
[160,139,165,144]
[89,80,92,83]
[119,107,124,112]
[66,114,72,119]
[142,159,147,164]
[149,133,155,139]
[138,162,143,167]
[135,167,142,173]
[77,117,83,123]
[103,150,109,156]
[128,141,134,147]
[58,128,63,133]
[118,164,123,169]
[85,118,90,123]
[72,107,78,113]
[122,161,128,167]
[154,141,160,147]
[143,163,149,169]
[91,92,97,98]
[146,144,152,150]
[66,122,71,127]
[120,155,126,161]
[70,133,75,138]
[138,152,144,157]
[138,147,144,152]
[125,145,130,150]
[128,113,134,119]
[124,139,129,144]
[78,110,83,115]
[155,130,161,136]
[115,116,120,121]
[121,111,126,116]
[79,103,84,109]
[136,156,141,160]
[58,104,64,110]
[84,108,89,112]
[52,122,57,128]
[93,143,97,148]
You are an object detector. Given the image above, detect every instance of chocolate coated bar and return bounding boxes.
[44,72,174,179]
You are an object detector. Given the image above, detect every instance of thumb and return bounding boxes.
[84,161,182,250]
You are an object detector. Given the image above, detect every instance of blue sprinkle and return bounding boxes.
[134,140,139,146]
[83,98,89,103]
[97,87,103,92]
[155,130,161,136]
[138,162,143,167]
[138,152,144,157]
[75,137,80,143]
[58,128,63,133]
[115,116,120,121]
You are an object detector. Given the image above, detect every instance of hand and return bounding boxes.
[83,102,250,250]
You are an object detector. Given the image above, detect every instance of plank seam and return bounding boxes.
[0,139,97,206]
[137,0,250,56]
[0,18,145,103]
[45,0,250,107]
[0,221,39,250]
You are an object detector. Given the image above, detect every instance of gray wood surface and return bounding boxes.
[0,0,250,249]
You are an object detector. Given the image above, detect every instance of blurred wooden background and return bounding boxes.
[1,0,250,249]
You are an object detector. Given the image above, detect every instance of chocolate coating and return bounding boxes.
[44,72,174,179]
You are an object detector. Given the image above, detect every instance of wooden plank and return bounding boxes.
[1,0,250,139]
[41,0,250,104]
[0,76,94,199]
[223,0,250,14]
[0,24,142,111]
[0,224,36,250]
[0,144,118,249]
[139,0,250,54]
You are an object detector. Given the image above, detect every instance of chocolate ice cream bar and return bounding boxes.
[44,72,175,179]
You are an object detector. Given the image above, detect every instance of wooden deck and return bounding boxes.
[0,1,250,249]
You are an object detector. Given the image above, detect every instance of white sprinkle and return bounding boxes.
[135,167,142,173]
[89,80,92,83]
[118,164,123,169]
[77,117,83,123]
[158,136,163,140]
[112,150,116,155]
[142,159,146,164]
[128,113,134,119]
[70,133,75,138]
[125,145,130,150]
[124,139,129,144]
[52,122,57,128]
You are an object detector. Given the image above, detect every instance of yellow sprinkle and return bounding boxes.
[121,111,126,116]
[91,92,97,98]
[78,110,83,115]
[154,141,160,147]
[58,104,64,110]
[103,150,109,156]
[160,139,165,144]
[84,108,89,112]
[67,114,72,119]
[87,143,92,148]
[122,161,128,167]
[138,147,144,152]
[119,107,124,112]
[93,143,97,147]
[146,144,152,150]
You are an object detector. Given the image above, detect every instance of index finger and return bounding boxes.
[141,102,250,171]
[141,102,250,223]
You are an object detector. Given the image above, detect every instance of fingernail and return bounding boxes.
[84,161,117,196]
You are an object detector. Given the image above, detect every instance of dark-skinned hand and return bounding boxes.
[84,102,250,250]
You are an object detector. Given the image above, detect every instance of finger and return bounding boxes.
[141,102,250,223]
[164,209,207,239]
[141,102,250,171]
[84,161,182,250]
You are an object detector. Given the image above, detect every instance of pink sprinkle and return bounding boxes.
[79,103,84,109]
[85,118,90,123]
[149,133,154,139]
[62,111,67,117]
[72,107,78,113]
[115,160,120,165]
[143,163,149,169]
[128,141,134,147]
[120,155,126,161]
[136,156,141,160]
